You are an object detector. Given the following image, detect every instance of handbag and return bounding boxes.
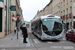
[26,32,28,37]
[27,32,28,35]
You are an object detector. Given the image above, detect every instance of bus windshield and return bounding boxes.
[42,18,63,32]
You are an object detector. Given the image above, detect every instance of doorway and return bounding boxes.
[0,8,2,32]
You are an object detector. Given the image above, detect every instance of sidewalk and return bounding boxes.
[0,30,32,48]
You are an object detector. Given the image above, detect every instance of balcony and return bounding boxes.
[61,16,63,19]
[69,13,72,18]
[63,15,65,19]
[66,14,68,19]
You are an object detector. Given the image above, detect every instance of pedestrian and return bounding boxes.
[14,26,16,33]
[20,23,28,43]
[20,23,25,35]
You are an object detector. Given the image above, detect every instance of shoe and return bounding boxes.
[25,41,28,43]
[23,41,28,43]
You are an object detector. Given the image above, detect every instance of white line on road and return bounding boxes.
[59,41,65,43]
[2,49,6,50]
[63,46,75,49]
[30,38,34,47]
[47,42,53,43]
[62,38,66,40]
[50,46,75,49]
[33,39,40,43]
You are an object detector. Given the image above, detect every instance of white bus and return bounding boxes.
[31,15,64,40]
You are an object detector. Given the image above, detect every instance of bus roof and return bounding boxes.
[40,15,60,19]
[31,15,61,22]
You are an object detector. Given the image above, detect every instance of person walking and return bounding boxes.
[20,23,28,43]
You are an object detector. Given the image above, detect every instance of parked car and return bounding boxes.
[66,29,75,41]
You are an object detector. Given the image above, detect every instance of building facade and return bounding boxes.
[0,0,5,38]
[0,0,23,38]
[34,0,75,30]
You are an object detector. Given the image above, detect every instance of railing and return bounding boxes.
[66,14,68,18]
[69,13,72,18]
[61,16,63,19]
[63,15,65,19]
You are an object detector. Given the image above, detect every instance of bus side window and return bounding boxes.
[34,22,37,30]
[39,21,42,29]
[31,24,34,30]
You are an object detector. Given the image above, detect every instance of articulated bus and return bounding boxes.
[31,15,64,40]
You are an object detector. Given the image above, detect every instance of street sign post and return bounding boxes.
[16,14,20,39]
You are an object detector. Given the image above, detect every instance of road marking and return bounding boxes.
[33,39,40,43]
[50,46,62,48]
[63,46,75,49]
[59,41,65,43]
[50,46,75,49]
[62,38,66,40]
[25,38,31,47]
[47,42,53,43]
[2,49,5,50]
[30,39,34,47]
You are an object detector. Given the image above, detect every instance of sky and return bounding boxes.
[20,0,50,22]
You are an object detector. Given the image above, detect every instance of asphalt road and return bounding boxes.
[28,33,75,50]
[0,32,75,50]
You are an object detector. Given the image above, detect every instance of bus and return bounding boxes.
[31,15,64,40]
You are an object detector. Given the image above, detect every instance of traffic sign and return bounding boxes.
[12,14,15,17]
[16,14,20,18]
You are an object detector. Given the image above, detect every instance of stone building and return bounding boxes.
[0,0,23,38]
[0,0,5,38]
[34,0,75,30]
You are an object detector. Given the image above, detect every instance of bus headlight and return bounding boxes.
[60,34,62,36]
[43,34,47,37]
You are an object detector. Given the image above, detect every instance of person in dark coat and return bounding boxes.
[20,23,28,43]
[20,23,25,35]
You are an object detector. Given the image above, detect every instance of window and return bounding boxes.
[26,24,30,28]
[59,11,60,16]
[63,0,65,6]
[70,7,72,13]
[67,0,68,5]
[61,2,62,8]
[63,10,65,16]
[70,0,72,2]
[61,11,62,16]
[38,21,41,29]
[70,30,74,34]
[68,30,74,34]
[66,8,68,14]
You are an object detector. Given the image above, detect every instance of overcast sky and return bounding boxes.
[20,0,50,22]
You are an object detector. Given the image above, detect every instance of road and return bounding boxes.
[0,32,75,50]
[28,33,75,50]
